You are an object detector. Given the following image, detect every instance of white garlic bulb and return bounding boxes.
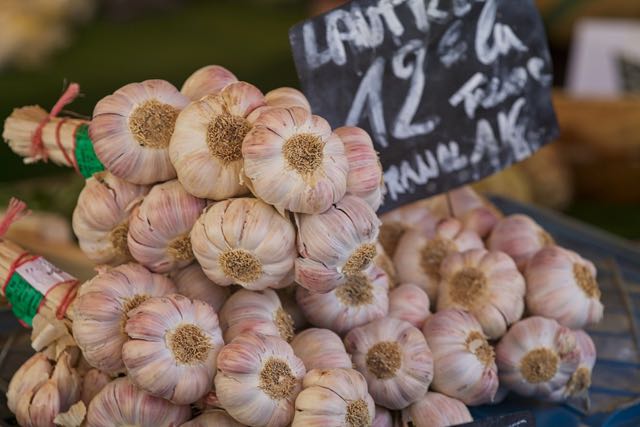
[181,409,245,427]
[290,328,352,371]
[401,392,473,427]
[295,195,381,293]
[171,263,230,312]
[344,317,433,410]
[422,309,498,405]
[296,265,389,335]
[448,186,501,238]
[549,330,596,401]
[292,368,375,427]
[388,283,430,329]
[373,405,394,427]
[525,246,603,329]
[488,214,553,271]
[81,368,110,405]
[181,64,238,100]
[71,263,176,374]
[72,171,149,266]
[191,198,296,290]
[170,82,264,200]
[90,80,189,184]
[242,106,349,214]
[215,332,306,427]
[437,249,525,339]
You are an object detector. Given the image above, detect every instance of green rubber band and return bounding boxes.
[4,272,44,326]
[74,124,105,178]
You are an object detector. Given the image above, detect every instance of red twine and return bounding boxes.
[0,198,28,239]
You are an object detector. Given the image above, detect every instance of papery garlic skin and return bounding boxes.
[181,409,246,427]
[437,249,525,339]
[525,246,603,329]
[496,316,580,400]
[292,368,375,427]
[215,333,306,427]
[170,82,264,200]
[86,377,191,427]
[422,309,498,405]
[91,80,189,184]
[265,87,311,111]
[243,106,348,214]
[401,392,473,427]
[72,171,149,266]
[72,263,176,374]
[291,328,352,370]
[295,195,381,293]
[345,317,433,410]
[373,405,394,427]
[488,214,553,271]
[181,65,238,100]
[171,263,230,312]
[81,368,110,405]
[388,283,430,329]
[191,198,296,290]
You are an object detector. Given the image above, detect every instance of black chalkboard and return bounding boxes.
[458,411,535,427]
[289,0,559,213]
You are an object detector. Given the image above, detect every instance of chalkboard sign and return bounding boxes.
[458,411,535,427]
[290,0,559,212]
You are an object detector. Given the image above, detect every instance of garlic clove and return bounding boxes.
[488,214,553,271]
[7,352,52,413]
[550,330,597,402]
[181,65,238,100]
[51,351,82,411]
[401,392,473,427]
[81,369,111,406]
[181,409,246,427]
[388,283,430,329]
[171,263,230,312]
[29,379,61,427]
[290,328,352,370]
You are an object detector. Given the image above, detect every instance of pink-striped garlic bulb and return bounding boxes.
[422,309,498,405]
[81,368,110,405]
[242,106,349,214]
[292,368,375,427]
[388,283,430,329]
[549,330,596,401]
[72,171,149,266]
[393,218,484,302]
[448,186,501,238]
[191,198,296,290]
[171,263,230,312]
[264,87,311,111]
[170,82,264,200]
[488,214,554,271]
[373,405,394,427]
[90,80,189,184]
[215,333,306,427]
[290,328,352,370]
[344,318,433,410]
[219,288,295,343]
[525,246,603,329]
[295,195,380,293]
[296,265,389,335]
[496,316,581,400]
[128,180,206,273]
[180,64,238,100]
[401,392,473,427]
[181,409,245,427]
[437,249,525,339]
[72,263,176,374]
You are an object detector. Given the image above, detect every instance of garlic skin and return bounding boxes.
[496,316,581,400]
[525,246,603,329]
[215,332,306,427]
[422,309,498,405]
[290,328,352,370]
[191,198,296,290]
[295,195,381,293]
[170,82,264,200]
[373,405,394,427]
[296,265,389,335]
[219,288,295,343]
[242,106,349,214]
[181,65,238,100]
[488,214,553,271]
[72,171,149,266]
[71,263,176,374]
[86,377,191,427]
[81,368,110,405]
[437,249,525,340]
[128,180,206,273]
[393,218,484,302]
[388,283,430,329]
[401,392,473,427]
[91,80,189,184]
[292,368,375,427]
[181,409,245,427]
[549,330,596,401]
[448,186,501,238]
[344,317,433,410]
[171,263,230,312]
[265,87,311,111]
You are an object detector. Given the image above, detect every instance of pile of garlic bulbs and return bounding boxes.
[5,64,603,427]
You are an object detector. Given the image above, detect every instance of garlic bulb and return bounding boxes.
[264,87,311,111]
[276,284,308,331]
[219,288,295,343]
[86,377,191,427]
[81,368,110,405]
[549,330,596,401]
[295,195,381,293]
[437,249,525,339]
[393,218,484,302]
[170,82,264,200]
[71,263,176,374]
[448,186,501,238]
[171,263,230,312]
[422,309,498,405]
[292,368,375,427]
[290,328,352,370]
[296,265,389,335]
[344,317,433,410]
[496,316,580,399]
[191,198,296,290]
[215,332,306,427]
[401,392,473,427]
[374,242,397,287]
[373,405,394,427]
[525,246,603,329]
[128,180,206,273]
[388,283,430,329]
[72,171,149,266]
[488,214,553,271]
[242,106,349,214]
[181,409,245,427]
[181,64,238,100]
[90,80,189,184]
[122,293,224,404]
